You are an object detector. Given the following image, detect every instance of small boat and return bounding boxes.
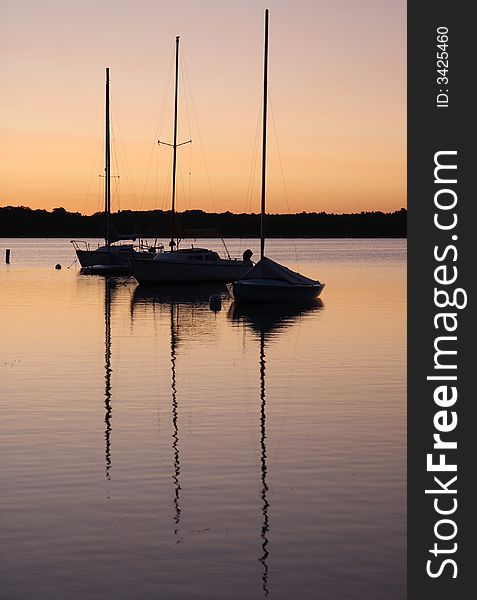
[131,247,253,284]
[130,36,252,284]
[72,68,160,274]
[227,10,325,303]
[228,256,323,303]
[72,235,159,272]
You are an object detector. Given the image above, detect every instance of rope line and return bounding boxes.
[110,98,140,211]
[181,53,216,212]
[269,91,300,269]
[82,126,103,216]
[245,100,262,216]
[140,48,175,211]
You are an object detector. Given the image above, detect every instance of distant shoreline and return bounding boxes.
[0,206,407,238]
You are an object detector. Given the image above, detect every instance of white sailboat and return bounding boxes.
[130,36,253,284]
[227,10,325,303]
[72,68,160,274]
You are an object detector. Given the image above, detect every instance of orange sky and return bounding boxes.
[0,0,406,215]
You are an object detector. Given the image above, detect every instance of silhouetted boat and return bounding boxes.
[228,10,325,303]
[72,68,160,274]
[130,36,252,284]
[229,257,324,303]
[131,247,253,283]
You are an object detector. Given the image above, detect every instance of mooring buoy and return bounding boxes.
[209,293,222,312]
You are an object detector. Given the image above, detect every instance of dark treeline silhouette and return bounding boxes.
[0,206,406,238]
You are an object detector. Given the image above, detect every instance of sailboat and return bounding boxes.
[227,10,325,303]
[130,36,253,284]
[72,68,160,274]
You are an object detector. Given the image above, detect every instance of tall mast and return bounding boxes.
[105,67,111,251]
[170,36,180,250]
[158,36,191,249]
[260,9,269,261]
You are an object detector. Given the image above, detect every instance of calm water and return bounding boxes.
[0,239,406,600]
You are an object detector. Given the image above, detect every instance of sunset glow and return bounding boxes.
[1,0,406,215]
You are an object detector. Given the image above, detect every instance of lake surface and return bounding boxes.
[0,239,406,600]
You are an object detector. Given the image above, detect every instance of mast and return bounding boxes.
[158,36,191,250]
[260,9,269,261]
[171,36,180,250]
[105,67,111,251]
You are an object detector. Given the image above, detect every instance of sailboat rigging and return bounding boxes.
[130,37,253,284]
[158,36,192,252]
[72,68,160,274]
[228,10,325,303]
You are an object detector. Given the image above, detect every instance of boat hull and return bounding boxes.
[227,280,325,303]
[80,263,130,275]
[130,257,252,284]
[76,249,133,268]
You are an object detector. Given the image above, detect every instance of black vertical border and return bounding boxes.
[408,2,474,598]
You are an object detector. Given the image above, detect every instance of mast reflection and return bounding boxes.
[131,283,226,317]
[131,283,224,536]
[229,299,323,596]
[104,277,113,481]
[170,300,182,536]
[259,329,270,596]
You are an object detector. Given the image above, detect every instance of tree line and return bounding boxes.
[0,206,407,238]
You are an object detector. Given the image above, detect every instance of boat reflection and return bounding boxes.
[258,328,270,596]
[229,298,323,337]
[130,287,321,592]
[103,277,122,483]
[131,283,226,324]
[104,278,112,481]
[131,283,227,306]
[131,283,225,538]
[229,299,323,596]
[169,300,182,538]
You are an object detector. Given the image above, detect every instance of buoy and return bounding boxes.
[55,263,62,270]
[243,248,253,262]
[209,293,222,312]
